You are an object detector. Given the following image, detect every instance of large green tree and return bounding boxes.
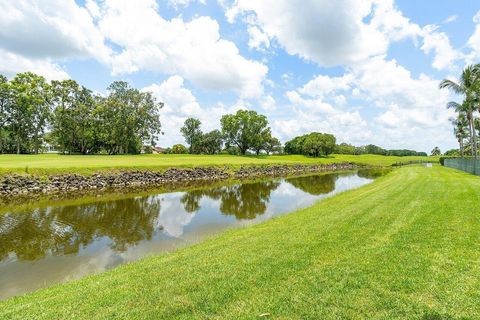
[97,81,162,154]
[431,146,441,156]
[251,128,272,155]
[51,79,82,154]
[285,132,336,157]
[9,72,51,154]
[284,135,308,154]
[302,132,336,157]
[73,87,98,154]
[263,136,282,155]
[0,73,164,155]
[335,143,356,155]
[180,118,203,154]
[199,129,223,154]
[220,110,270,155]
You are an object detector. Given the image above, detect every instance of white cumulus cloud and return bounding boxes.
[0,48,69,80]
[98,0,267,98]
[226,0,460,72]
[0,0,110,61]
[280,54,456,150]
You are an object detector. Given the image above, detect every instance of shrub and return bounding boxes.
[439,157,450,166]
[171,144,188,154]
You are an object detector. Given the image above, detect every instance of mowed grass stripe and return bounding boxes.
[1,165,479,319]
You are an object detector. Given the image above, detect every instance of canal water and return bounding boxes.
[0,170,380,300]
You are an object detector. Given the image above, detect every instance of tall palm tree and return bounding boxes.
[446,100,476,157]
[440,65,480,159]
[450,113,468,157]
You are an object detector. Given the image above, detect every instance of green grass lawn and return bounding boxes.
[1,165,479,319]
[0,153,436,175]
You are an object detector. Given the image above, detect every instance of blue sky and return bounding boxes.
[2,0,480,152]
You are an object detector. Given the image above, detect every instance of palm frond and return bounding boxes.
[472,63,480,74]
[439,79,464,94]
[446,101,462,111]
[462,65,474,86]
[457,113,468,127]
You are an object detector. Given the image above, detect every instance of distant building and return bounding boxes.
[43,143,58,153]
[142,146,168,154]
[154,146,167,154]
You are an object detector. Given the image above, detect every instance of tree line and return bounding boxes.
[440,64,480,159]
[0,72,162,154]
[173,110,426,157]
[283,139,427,157]
[173,110,282,156]
[334,143,428,157]
[1,72,430,157]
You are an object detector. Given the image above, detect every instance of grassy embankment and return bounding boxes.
[0,153,436,176]
[1,165,479,319]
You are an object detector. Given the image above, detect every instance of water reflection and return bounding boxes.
[357,168,392,179]
[285,174,336,195]
[0,170,378,300]
[0,198,161,261]
[180,181,280,220]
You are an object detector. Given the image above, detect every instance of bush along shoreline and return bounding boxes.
[0,163,361,198]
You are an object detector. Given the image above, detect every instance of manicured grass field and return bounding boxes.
[0,153,436,175]
[1,165,479,319]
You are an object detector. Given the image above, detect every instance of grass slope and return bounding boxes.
[0,153,435,176]
[2,165,478,319]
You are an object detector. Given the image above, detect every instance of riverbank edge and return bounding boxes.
[0,162,364,199]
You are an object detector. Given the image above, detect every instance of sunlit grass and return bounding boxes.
[1,166,478,319]
[0,153,437,175]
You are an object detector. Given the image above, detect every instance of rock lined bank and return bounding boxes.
[0,163,359,197]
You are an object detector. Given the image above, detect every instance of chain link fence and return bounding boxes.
[444,158,480,175]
